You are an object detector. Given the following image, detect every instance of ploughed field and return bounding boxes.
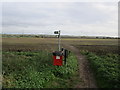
[2,37,120,88]
[2,37,118,52]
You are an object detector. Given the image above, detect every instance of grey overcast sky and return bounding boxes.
[2,1,118,37]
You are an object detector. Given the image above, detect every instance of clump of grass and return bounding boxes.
[2,51,78,88]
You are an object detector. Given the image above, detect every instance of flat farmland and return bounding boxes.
[3,37,118,45]
[2,37,120,88]
[2,37,118,52]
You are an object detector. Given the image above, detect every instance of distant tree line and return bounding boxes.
[2,34,119,39]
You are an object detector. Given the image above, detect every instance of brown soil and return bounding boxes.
[63,44,98,88]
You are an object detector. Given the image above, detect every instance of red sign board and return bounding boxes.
[53,56,63,66]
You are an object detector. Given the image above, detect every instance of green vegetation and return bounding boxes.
[2,36,119,88]
[81,50,120,88]
[78,39,119,88]
[2,51,78,88]
[76,43,119,87]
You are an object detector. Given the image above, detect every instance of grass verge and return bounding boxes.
[2,51,78,88]
[81,50,120,88]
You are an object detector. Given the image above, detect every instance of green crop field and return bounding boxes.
[77,44,120,88]
[2,37,79,88]
[2,51,78,88]
[2,36,120,88]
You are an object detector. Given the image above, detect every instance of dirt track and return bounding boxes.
[63,44,98,88]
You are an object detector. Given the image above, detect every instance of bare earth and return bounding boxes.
[63,44,98,88]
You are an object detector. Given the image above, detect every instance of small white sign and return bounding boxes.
[56,56,60,59]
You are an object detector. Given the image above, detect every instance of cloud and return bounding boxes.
[2,2,118,37]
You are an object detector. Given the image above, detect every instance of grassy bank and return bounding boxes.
[2,51,78,88]
[81,50,120,88]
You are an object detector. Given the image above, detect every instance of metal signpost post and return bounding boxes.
[54,30,61,51]
[58,30,61,51]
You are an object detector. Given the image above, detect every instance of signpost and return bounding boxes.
[54,30,61,51]
[53,30,69,66]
